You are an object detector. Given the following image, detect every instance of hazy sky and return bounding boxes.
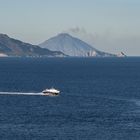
[0,0,140,55]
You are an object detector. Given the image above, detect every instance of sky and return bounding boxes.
[0,0,140,56]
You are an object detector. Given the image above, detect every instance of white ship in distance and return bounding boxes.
[42,88,60,96]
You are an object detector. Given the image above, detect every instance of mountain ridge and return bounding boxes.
[0,33,65,57]
[39,33,116,57]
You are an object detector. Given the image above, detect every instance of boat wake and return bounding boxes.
[0,92,44,96]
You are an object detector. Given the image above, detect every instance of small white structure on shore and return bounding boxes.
[0,53,8,57]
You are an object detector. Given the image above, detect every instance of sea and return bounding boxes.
[0,57,140,140]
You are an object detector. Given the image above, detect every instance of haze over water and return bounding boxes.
[0,0,140,55]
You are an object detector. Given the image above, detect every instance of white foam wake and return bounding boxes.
[0,92,44,96]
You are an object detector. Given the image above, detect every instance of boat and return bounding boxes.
[42,88,60,96]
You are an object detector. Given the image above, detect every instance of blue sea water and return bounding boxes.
[0,57,140,140]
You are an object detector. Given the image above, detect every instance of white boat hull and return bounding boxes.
[43,92,59,96]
